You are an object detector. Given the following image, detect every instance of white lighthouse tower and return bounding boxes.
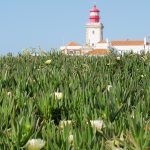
[86,5,104,47]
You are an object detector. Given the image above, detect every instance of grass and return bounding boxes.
[0,52,150,149]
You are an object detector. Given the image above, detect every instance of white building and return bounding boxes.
[111,38,150,54]
[60,5,150,56]
[85,5,104,47]
[60,42,82,55]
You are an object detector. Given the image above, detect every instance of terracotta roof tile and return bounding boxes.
[111,40,144,46]
[67,42,80,46]
[87,49,111,55]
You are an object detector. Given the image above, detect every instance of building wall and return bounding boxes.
[112,45,146,54]
[145,45,150,53]
[95,42,109,49]
[86,23,103,47]
[60,46,82,55]
[60,46,82,50]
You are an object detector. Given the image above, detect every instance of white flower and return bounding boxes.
[45,59,51,65]
[7,92,12,97]
[119,131,124,142]
[33,79,36,83]
[54,92,63,100]
[116,57,121,60]
[107,85,112,91]
[68,134,74,144]
[130,111,135,119]
[88,120,104,132]
[59,120,72,129]
[140,75,144,78]
[26,139,45,150]
[107,63,111,66]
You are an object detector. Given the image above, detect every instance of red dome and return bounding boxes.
[90,5,100,12]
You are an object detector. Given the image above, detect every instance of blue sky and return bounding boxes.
[0,0,150,55]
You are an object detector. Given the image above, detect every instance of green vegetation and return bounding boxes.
[0,52,150,149]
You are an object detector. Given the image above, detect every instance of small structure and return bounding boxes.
[61,42,82,55]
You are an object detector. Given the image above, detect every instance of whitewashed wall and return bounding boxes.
[112,45,146,54]
[95,42,109,49]
[60,46,82,50]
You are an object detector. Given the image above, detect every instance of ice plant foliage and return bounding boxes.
[105,139,124,150]
[1,53,150,149]
[26,139,45,150]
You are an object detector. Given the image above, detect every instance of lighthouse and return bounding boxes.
[86,5,104,47]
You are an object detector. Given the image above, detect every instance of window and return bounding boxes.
[92,43,94,46]
[68,50,74,55]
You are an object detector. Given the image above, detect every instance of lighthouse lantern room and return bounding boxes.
[86,5,104,47]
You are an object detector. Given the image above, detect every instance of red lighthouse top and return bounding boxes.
[90,5,100,13]
[89,5,100,23]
